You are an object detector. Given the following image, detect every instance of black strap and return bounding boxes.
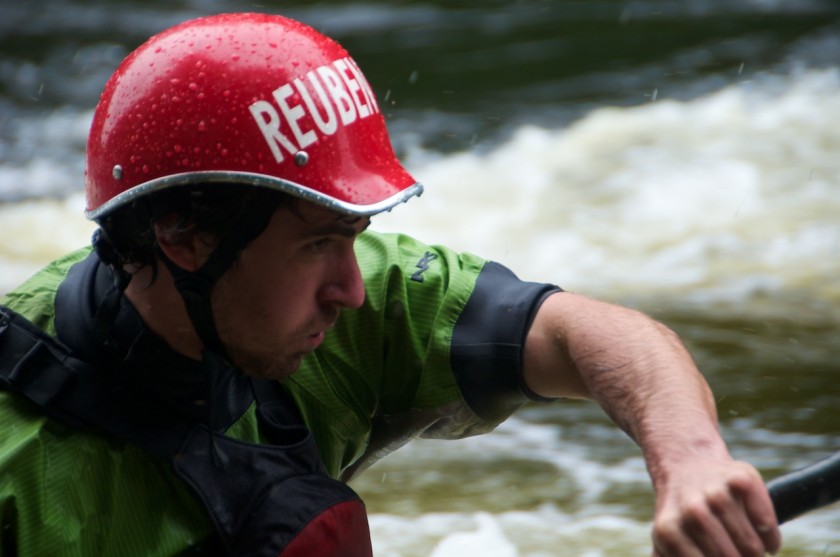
[0,305,305,462]
[0,306,190,458]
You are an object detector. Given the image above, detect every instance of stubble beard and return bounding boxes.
[221,308,339,382]
[225,342,305,381]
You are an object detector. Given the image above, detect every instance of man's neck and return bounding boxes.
[123,263,204,362]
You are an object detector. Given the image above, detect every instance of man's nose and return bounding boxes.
[320,250,365,310]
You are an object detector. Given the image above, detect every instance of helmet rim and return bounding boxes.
[85,170,423,221]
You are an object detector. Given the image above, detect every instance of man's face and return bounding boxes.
[211,200,369,380]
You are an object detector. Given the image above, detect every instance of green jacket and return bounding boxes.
[0,230,557,556]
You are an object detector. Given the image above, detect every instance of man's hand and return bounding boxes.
[651,457,782,557]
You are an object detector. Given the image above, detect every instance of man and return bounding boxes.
[0,12,781,556]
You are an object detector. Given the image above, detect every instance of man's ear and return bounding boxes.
[153,214,217,272]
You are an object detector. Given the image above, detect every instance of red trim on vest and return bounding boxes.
[278,500,373,557]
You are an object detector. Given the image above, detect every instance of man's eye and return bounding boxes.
[309,238,331,251]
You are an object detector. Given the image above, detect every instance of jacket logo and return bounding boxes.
[249,56,380,164]
[411,252,438,283]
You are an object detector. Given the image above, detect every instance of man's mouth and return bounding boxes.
[306,330,326,349]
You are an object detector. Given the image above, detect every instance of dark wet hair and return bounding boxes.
[95,185,291,269]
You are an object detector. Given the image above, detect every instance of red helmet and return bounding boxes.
[84,12,422,220]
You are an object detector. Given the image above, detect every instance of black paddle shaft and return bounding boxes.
[767,451,840,524]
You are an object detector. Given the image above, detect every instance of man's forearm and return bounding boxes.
[523,292,782,555]
[574,306,727,479]
[523,292,729,484]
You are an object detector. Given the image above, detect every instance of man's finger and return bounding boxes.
[707,489,773,557]
[652,510,708,557]
[737,476,782,554]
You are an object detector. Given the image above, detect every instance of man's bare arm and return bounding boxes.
[522,292,781,556]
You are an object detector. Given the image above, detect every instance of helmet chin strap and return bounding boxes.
[156,199,280,360]
[157,247,230,358]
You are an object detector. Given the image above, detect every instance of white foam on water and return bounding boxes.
[375,68,840,316]
[368,504,839,556]
[0,192,94,295]
[353,414,649,511]
[369,506,653,557]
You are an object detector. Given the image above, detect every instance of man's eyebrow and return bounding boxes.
[303,217,370,238]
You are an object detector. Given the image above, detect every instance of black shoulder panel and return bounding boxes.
[450,261,561,424]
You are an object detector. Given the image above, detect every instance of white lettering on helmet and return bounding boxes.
[334,58,369,118]
[317,65,356,126]
[249,57,381,164]
[248,100,298,163]
[295,75,338,136]
[273,83,317,149]
[346,57,380,114]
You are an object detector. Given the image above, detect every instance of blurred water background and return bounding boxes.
[1,1,839,555]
